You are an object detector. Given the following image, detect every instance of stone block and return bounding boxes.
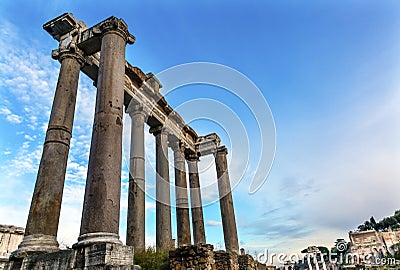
[4,243,134,270]
[74,243,134,269]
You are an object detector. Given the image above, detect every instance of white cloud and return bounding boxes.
[0,20,95,246]
[24,134,35,141]
[6,113,22,123]
[0,106,23,124]
[1,145,42,177]
[0,13,399,257]
[0,107,11,115]
[233,82,400,254]
[206,220,222,227]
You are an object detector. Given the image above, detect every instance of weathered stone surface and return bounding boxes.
[27,13,243,269]
[14,48,84,257]
[44,13,199,153]
[0,225,24,257]
[126,104,146,251]
[238,254,256,270]
[74,243,134,269]
[214,250,239,270]
[187,154,206,245]
[349,229,400,258]
[169,246,270,270]
[0,225,24,270]
[171,140,191,247]
[151,126,172,251]
[79,18,132,245]
[169,244,215,270]
[215,147,239,253]
[5,243,134,270]
[0,259,5,270]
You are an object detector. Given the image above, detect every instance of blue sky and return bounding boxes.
[0,0,400,256]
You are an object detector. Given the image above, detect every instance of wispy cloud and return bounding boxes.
[206,220,222,227]
[0,19,96,246]
[0,106,22,124]
[1,5,400,255]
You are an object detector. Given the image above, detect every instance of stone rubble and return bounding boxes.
[169,244,216,270]
[238,254,256,270]
[214,250,239,270]
[169,245,272,270]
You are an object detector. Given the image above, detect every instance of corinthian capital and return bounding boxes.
[51,35,85,67]
[98,16,135,44]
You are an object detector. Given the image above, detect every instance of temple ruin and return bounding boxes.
[0,225,24,269]
[5,13,241,269]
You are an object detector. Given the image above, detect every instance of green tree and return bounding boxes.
[370,216,378,230]
[357,210,400,232]
[134,246,169,270]
[317,246,329,255]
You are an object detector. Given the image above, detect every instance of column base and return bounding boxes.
[5,242,135,270]
[11,234,59,258]
[73,232,122,248]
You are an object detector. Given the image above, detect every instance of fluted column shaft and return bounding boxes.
[215,147,239,253]
[78,18,134,246]
[126,104,146,251]
[187,155,206,244]
[171,141,191,247]
[151,126,172,251]
[15,49,84,256]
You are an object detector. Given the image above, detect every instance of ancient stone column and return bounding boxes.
[14,47,85,256]
[150,125,172,251]
[171,139,191,247]
[214,146,239,253]
[126,103,146,251]
[77,18,134,246]
[187,153,206,245]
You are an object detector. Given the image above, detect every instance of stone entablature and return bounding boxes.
[43,13,202,154]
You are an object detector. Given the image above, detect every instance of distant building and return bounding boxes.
[349,229,400,259]
[381,229,400,254]
[0,225,24,270]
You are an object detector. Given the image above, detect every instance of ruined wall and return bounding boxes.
[381,230,400,252]
[238,254,256,269]
[0,225,24,270]
[169,244,274,270]
[169,244,216,270]
[0,225,24,257]
[214,250,239,270]
[349,229,399,257]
